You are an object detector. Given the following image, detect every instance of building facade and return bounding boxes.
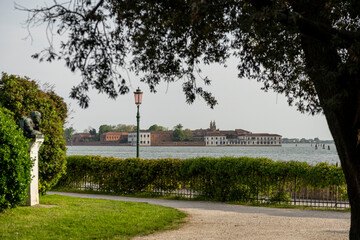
[128,131,151,146]
[150,131,173,145]
[98,121,282,147]
[100,132,128,143]
[205,133,282,146]
[72,133,95,143]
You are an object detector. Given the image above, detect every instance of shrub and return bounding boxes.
[57,156,347,203]
[269,191,291,203]
[0,107,32,211]
[0,73,67,193]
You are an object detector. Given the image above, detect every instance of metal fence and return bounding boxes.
[63,175,350,209]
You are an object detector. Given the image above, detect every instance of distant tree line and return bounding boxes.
[64,123,194,142]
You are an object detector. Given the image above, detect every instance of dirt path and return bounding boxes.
[49,192,350,240]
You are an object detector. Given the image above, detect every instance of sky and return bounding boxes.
[0,1,333,140]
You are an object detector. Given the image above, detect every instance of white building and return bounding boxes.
[205,133,281,146]
[244,134,282,146]
[205,135,227,146]
[128,131,151,146]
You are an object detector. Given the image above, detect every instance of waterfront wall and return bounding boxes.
[67,141,206,146]
[67,141,131,146]
[152,141,206,146]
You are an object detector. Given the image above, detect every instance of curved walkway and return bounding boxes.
[49,192,350,240]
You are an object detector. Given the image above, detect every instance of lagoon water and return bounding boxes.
[67,143,340,165]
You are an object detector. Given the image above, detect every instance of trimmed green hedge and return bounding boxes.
[57,156,347,202]
[0,107,32,211]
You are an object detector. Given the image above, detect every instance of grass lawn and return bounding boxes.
[0,194,186,240]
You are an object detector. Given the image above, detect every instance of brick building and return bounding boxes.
[100,132,128,143]
[150,131,173,145]
[72,133,95,143]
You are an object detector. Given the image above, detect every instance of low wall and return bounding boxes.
[67,141,131,146]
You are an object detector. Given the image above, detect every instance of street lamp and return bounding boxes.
[134,87,143,158]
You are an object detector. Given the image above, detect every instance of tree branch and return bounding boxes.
[85,0,105,21]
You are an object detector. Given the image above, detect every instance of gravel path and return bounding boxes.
[49,192,350,240]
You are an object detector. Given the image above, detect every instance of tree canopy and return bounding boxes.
[64,127,75,143]
[18,0,359,112]
[18,0,360,238]
[98,124,136,135]
[183,129,194,141]
[148,124,168,131]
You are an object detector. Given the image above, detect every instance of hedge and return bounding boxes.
[57,156,347,203]
[0,107,32,211]
[0,73,67,193]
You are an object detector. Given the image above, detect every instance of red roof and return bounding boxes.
[247,133,281,137]
[102,132,128,136]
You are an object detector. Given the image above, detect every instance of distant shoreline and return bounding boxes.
[281,140,334,145]
[66,142,282,147]
[66,142,132,147]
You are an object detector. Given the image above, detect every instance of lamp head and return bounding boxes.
[134,87,143,105]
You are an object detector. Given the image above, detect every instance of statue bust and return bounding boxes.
[20,111,43,138]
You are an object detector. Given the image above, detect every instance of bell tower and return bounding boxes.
[210,121,216,131]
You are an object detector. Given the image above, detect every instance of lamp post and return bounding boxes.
[134,87,143,158]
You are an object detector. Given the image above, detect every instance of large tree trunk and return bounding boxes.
[295,1,360,237]
[326,109,360,239]
[301,30,360,239]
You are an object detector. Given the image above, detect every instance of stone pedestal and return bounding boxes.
[26,135,44,206]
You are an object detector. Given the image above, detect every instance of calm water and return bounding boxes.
[67,143,340,165]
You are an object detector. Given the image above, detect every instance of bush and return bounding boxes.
[0,73,67,193]
[0,107,32,211]
[269,191,291,203]
[57,156,347,202]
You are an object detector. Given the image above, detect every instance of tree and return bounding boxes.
[172,124,185,141]
[89,128,97,135]
[172,128,185,142]
[183,129,194,141]
[19,1,360,237]
[114,124,136,132]
[64,127,75,143]
[98,124,114,135]
[174,124,183,131]
[148,124,168,131]
[0,73,67,193]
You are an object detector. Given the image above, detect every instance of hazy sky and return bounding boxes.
[0,1,333,140]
